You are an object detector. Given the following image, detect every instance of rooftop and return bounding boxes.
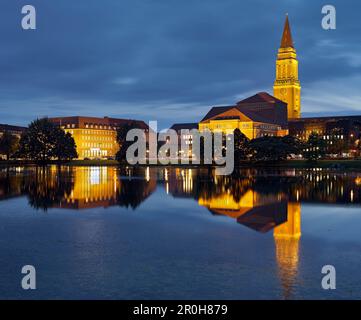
[0,124,27,132]
[170,123,199,131]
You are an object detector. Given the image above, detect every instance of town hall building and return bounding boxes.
[171,15,361,156]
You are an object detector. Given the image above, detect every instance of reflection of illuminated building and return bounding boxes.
[288,170,361,204]
[199,190,256,218]
[274,203,301,239]
[0,168,26,200]
[236,200,287,233]
[57,166,157,210]
[60,167,119,209]
[168,168,194,198]
[198,189,288,233]
[273,203,301,299]
[0,166,157,211]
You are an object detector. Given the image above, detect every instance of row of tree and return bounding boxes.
[234,129,328,162]
[0,118,78,161]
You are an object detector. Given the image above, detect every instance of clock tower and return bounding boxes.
[273,15,301,119]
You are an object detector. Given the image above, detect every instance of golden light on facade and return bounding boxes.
[355,177,361,186]
[274,203,301,299]
[273,16,301,119]
[145,167,150,182]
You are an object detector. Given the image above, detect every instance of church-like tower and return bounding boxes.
[273,15,301,119]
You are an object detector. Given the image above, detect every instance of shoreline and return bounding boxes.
[1,159,361,170]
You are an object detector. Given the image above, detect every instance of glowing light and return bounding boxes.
[145,167,150,182]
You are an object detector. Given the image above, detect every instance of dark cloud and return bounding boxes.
[0,0,360,128]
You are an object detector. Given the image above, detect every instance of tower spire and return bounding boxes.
[274,14,301,119]
[280,14,294,48]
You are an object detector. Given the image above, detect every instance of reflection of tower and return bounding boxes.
[273,202,301,299]
[273,15,301,119]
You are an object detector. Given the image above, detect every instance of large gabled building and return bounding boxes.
[199,92,288,139]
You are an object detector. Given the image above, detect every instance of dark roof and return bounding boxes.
[236,202,288,233]
[49,116,148,130]
[200,92,287,125]
[0,124,26,132]
[289,115,361,123]
[237,92,286,105]
[280,15,294,48]
[238,108,274,124]
[200,106,237,122]
[170,123,198,131]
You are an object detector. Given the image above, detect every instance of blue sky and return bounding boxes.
[0,0,360,129]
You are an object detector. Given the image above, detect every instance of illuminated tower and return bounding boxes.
[273,15,301,119]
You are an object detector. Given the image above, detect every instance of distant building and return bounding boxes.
[0,124,26,158]
[199,92,288,139]
[49,116,148,159]
[0,124,26,138]
[170,123,198,146]
[289,116,361,155]
[170,123,199,134]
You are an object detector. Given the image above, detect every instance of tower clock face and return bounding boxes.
[281,88,287,95]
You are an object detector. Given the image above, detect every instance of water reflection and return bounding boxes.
[0,166,157,211]
[274,203,301,299]
[0,166,360,298]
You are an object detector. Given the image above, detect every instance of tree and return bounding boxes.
[281,135,304,156]
[18,118,77,162]
[248,136,299,162]
[233,128,250,163]
[116,121,144,163]
[25,166,74,211]
[53,131,78,161]
[303,132,327,161]
[0,131,19,160]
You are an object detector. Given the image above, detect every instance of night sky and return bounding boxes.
[1,0,360,129]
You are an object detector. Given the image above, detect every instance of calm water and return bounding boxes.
[0,165,361,300]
